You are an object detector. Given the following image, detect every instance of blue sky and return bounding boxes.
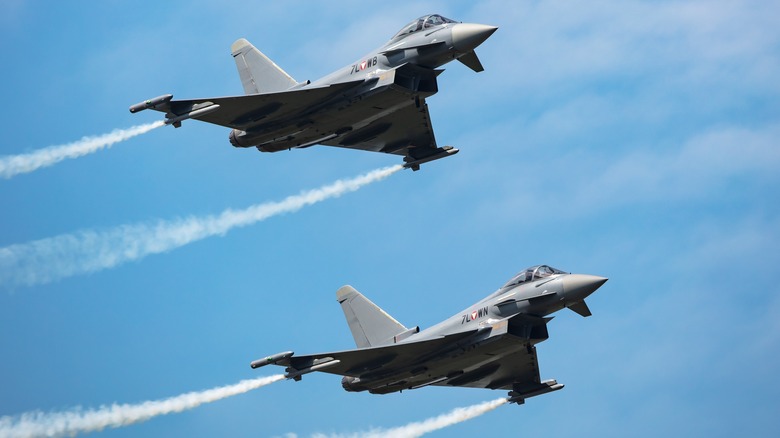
[1,0,779,436]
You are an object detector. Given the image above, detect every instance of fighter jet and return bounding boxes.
[251,265,607,404]
[129,14,497,170]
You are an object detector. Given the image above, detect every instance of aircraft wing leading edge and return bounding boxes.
[142,81,365,130]
[265,326,561,402]
[132,63,458,168]
[280,329,482,379]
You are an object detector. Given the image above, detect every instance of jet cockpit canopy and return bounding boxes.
[501,265,568,290]
[392,14,458,40]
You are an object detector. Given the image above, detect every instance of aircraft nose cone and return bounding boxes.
[561,274,608,301]
[451,23,498,53]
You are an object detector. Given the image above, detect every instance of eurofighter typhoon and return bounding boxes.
[251,265,607,404]
[130,14,497,170]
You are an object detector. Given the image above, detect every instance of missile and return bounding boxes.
[285,359,341,381]
[403,146,459,171]
[129,94,173,113]
[250,351,294,369]
[165,104,220,128]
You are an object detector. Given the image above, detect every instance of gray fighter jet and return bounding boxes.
[129,14,497,170]
[251,265,607,404]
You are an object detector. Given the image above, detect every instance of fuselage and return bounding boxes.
[404,266,607,343]
[229,15,497,152]
[342,265,607,394]
[311,15,497,87]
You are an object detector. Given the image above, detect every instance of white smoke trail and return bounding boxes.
[0,374,284,438]
[0,121,164,179]
[307,398,508,438]
[0,164,402,288]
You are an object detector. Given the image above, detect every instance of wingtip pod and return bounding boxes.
[129,94,173,113]
[403,146,459,171]
[507,379,564,405]
[250,351,294,369]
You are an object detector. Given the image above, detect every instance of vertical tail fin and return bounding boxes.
[231,38,297,94]
[337,285,407,348]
